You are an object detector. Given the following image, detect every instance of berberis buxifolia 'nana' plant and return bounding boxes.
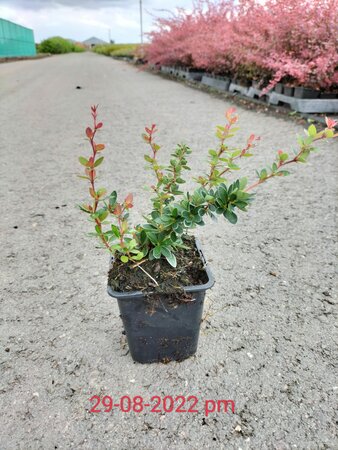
[79,105,337,288]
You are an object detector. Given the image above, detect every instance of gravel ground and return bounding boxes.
[0,52,337,450]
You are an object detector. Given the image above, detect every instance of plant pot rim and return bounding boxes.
[107,238,215,300]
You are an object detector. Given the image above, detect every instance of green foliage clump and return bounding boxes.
[94,43,139,58]
[37,37,85,54]
[79,106,337,268]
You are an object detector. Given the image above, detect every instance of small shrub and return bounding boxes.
[78,106,337,269]
[38,37,85,54]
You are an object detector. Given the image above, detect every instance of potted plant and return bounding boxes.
[201,73,231,91]
[78,106,337,364]
[294,86,320,99]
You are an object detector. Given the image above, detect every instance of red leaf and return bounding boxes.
[325,117,337,129]
[96,122,103,129]
[113,204,122,215]
[225,107,236,119]
[124,193,134,208]
[95,144,105,151]
[86,127,93,139]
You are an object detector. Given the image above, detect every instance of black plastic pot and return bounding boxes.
[294,87,320,99]
[201,74,231,91]
[274,83,283,94]
[107,240,214,364]
[320,92,338,99]
[178,68,205,81]
[283,85,294,97]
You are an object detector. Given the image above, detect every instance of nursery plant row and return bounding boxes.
[144,0,337,114]
[157,66,338,114]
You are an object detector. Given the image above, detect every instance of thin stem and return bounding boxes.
[138,265,159,286]
[87,109,111,252]
[131,259,146,268]
[245,131,330,193]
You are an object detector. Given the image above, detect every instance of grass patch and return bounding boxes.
[93,43,140,58]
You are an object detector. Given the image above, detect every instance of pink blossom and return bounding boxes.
[145,0,338,91]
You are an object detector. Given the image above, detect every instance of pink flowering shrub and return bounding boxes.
[146,0,338,91]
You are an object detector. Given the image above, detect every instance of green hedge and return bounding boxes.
[37,37,85,54]
[93,43,139,58]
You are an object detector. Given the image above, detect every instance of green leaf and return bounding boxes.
[153,246,162,259]
[239,177,248,190]
[79,156,89,166]
[162,248,177,267]
[78,204,91,213]
[208,149,218,157]
[297,152,309,163]
[109,191,117,206]
[94,156,104,167]
[308,124,317,137]
[128,239,137,249]
[132,252,144,261]
[98,209,108,221]
[121,255,129,263]
[231,150,242,158]
[304,136,314,146]
[144,155,154,163]
[110,224,119,238]
[224,209,238,224]
[228,163,240,170]
[278,170,290,176]
[260,169,268,180]
[97,188,107,198]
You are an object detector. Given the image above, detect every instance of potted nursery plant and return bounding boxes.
[78,106,337,364]
[201,73,232,92]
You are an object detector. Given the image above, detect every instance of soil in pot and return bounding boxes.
[108,235,208,294]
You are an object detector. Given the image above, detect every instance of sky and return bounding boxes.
[0,0,193,43]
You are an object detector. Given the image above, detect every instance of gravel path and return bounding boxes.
[0,52,337,450]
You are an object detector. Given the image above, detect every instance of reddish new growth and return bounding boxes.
[79,106,137,259]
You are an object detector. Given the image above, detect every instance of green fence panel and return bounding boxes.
[0,18,36,58]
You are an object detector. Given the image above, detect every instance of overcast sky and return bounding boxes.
[0,0,193,43]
